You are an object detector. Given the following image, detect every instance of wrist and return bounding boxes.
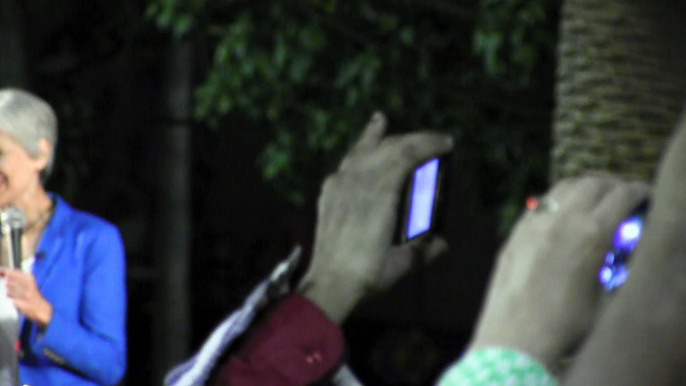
[468,330,561,369]
[297,270,364,325]
[439,348,557,386]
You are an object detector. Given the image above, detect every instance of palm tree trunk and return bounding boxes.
[551,0,686,182]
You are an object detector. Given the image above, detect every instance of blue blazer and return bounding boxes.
[19,196,127,386]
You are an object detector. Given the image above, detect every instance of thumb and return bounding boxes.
[411,236,449,265]
[376,236,449,291]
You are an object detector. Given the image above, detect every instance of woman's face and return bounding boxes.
[0,132,47,206]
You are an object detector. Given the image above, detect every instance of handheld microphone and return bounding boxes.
[1,207,25,270]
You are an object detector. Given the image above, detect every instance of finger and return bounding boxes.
[9,299,27,312]
[541,177,581,206]
[4,270,27,287]
[4,269,25,279]
[339,112,388,171]
[6,285,24,299]
[592,181,651,245]
[381,246,415,288]
[573,183,650,309]
[552,176,620,214]
[381,236,448,285]
[626,111,686,270]
[651,110,686,221]
[377,237,448,290]
[353,111,387,153]
[407,236,449,265]
[376,132,454,187]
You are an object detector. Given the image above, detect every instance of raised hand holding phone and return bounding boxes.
[468,177,650,369]
[298,112,453,324]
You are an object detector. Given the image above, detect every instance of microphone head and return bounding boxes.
[0,206,25,231]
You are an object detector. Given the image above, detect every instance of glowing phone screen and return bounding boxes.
[599,211,645,291]
[406,158,439,240]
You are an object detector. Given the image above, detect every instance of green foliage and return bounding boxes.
[145,0,207,37]
[148,0,559,233]
[474,0,560,83]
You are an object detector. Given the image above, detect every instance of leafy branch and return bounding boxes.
[146,0,559,232]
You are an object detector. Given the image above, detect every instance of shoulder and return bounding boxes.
[51,196,123,243]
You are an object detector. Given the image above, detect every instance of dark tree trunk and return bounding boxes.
[0,0,30,87]
[152,38,193,383]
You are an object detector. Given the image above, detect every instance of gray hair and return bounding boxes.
[0,88,58,182]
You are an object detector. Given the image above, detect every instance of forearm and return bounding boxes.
[468,320,564,370]
[563,266,686,385]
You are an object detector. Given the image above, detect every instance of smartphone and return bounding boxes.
[398,157,447,243]
[599,200,648,291]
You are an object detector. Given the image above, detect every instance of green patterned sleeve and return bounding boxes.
[436,348,557,386]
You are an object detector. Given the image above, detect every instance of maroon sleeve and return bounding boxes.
[211,294,346,386]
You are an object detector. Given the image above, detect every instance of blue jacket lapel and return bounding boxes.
[32,196,66,290]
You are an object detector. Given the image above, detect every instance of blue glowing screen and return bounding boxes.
[599,212,645,291]
[614,217,642,251]
[406,158,439,240]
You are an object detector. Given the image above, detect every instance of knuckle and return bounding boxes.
[339,149,361,169]
[628,180,652,198]
[581,221,605,251]
[613,183,639,202]
[577,175,616,196]
[318,173,352,204]
[381,135,401,148]
[552,212,600,240]
[322,173,342,192]
[550,177,579,194]
[556,176,578,185]
[581,217,602,237]
[605,180,650,209]
[577,175,612,189]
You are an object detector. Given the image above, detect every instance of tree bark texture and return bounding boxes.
[153,39,193,383]
[552,0,686,182]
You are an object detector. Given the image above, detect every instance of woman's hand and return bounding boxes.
[3,269,53,327]
[469,177,650,369]
[563,110,686,386]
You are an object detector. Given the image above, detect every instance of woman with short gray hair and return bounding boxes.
[0,89,127,386]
